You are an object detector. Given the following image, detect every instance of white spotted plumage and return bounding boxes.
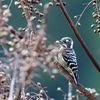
[56,37,79,84]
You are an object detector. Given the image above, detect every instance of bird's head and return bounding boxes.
[56,37,73,49]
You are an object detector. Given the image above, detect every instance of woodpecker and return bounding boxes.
[56,37,79,84]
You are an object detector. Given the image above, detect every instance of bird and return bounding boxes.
[56,37,79,84]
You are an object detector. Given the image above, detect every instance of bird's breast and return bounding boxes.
[58,53,72,73]
[58,53,67,67]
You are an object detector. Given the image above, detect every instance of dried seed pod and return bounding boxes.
[96,19,98,23]
[92,12,95,15]
[52,69,58,74]
[34,8,37,11]
[31,0,39,4]
[40,90,44,94]
[92,0,96,3]
[37,82,41,86]
[22,12,25,17]
[95,93,99,96]
[29,12,33,16]
[0,74,3,79]
[92,2,96,6]
[39,13,44,17]
[9,47,14,52]
[98,14,100,18]
[13,38,19,43]
[35,11,39,14]
[90,88,96,94]
[98,21,100,24]
[20,38,25,44]
[72,95,76,99]
[56,2,60,6]
[74,16,77,19]
[49,2,53,6]
[38,19,42,23]
[63,2,66,6]
[39,3,43,6]
[97,25,100,28]
[18,27,23,32]
[27,0,31,3]
[26,93,30,96]
[21,49,29,56]
[77,22,81,26]
[91,24,94,28]
[30,16,37,21]
[97,29,100,32]
[36,24,41,29]
[2,5,8,9]
[18,5,22,9]
[31,51,38,57]
[43,69,48,73]
[50,75,55,80]
[57,87,61,91]
[94,29,97,33]
[7,41,15,46]
[93,14,98,18]
[24,6,29,10]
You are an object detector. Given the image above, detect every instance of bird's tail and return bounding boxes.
[72,71,79,85]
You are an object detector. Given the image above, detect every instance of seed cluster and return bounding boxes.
[74,0,100,34]
[91,0,100,34]
[0,62,10,100]
[0,0,60,99]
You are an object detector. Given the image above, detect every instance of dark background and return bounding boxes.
[3,0,100,100]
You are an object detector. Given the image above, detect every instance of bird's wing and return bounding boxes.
[62,49,78,69]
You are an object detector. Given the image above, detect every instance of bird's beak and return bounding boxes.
[56,40,62,45]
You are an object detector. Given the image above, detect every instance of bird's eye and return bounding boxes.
[63,40,67,44]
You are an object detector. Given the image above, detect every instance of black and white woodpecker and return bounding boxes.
[56,37,79,84]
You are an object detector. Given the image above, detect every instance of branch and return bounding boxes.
[53,60,98,100]
[56,0,100,72]
[4,23,23,39]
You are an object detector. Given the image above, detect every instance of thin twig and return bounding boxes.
[14,83,22,100]
[68,82,73,100]
[27,77,50,100]
[8,52,19,100]
[95,0,99,14]
[75,1,93,26]
[8,0,13,9]
[53,59,98,100]
[57,0,100,72]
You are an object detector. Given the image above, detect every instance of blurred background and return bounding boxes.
[3,0,100,100]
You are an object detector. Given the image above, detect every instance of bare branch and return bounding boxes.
[8,0,13,9]
[53,59,98,100]
[4,23,23,39]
